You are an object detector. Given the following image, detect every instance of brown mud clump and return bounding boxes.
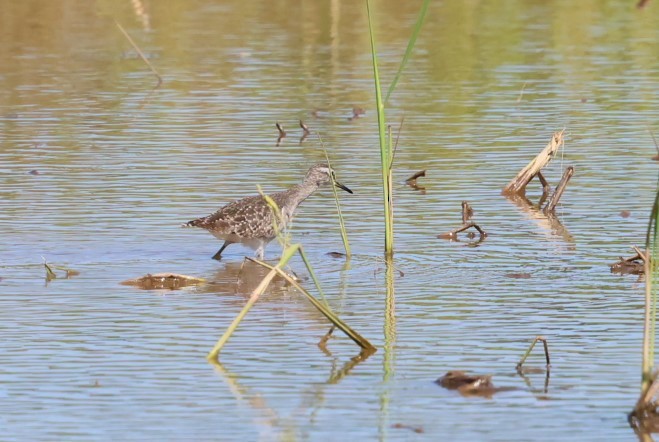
[121,273,205,290]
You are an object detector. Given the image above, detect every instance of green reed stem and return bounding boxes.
[384,0,430,103]
[641,182,659,392]
[366,0,394,257]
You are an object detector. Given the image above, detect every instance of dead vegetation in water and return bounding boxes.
[438,201,487,243]
[121,273,205,290]
[437,336,551,398]
[299,120,311,143]
[405,169,426,192]
[516,336,551,373]
[610,246,647,275]
[115,20,162,88]
[502,130,573,215]
[630,372,659,434]
[637,0,651,9]
[275,122,286,146]
[42,257,80,282]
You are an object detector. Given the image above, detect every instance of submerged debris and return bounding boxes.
[299,120,311,143]
[505,272,532,279]
[610,247,647,275]
[121,273,205,290]
[42,257,79,282]
[637,0,651,9]
[348,106,366,121]
[630,372,659,433]
[516,336,551,372]
[391,423,424,434]
[435,371,498,397]
[405,170,426,192]
[275,122,286,146]
[438,201,488,242]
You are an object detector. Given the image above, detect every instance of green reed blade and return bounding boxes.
[384,0,430,103]
[366,0,394,256]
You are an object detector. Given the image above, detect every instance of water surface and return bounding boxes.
[1,1,659,440]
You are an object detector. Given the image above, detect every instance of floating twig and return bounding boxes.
[115,20,162,87]
[405,169,426,192]
[299,120,310,144]
[275,122,286,146]
[438,201,487,241]
[516,336,551,372]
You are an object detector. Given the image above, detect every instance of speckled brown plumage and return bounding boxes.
[183,163,352,260]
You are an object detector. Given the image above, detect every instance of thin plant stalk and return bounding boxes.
[320,136,351,257]
[206,265,280,361]
[384,0,431,103]
[208,243,375,361]
[115,20,162,87]
[516,336,551,370]
[298,246,329,306]
[250,255,375,351]
[641,184,659,392]
[366,0,394,256]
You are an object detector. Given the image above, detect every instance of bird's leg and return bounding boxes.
[212,241,232,260]
[254,245,265,260]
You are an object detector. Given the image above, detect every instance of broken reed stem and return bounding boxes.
[502,130,565,196]
[544,166,575,213]
[207,245,299,361]
[207,267,280,361]
[516,336,551,370]
[276,122,286,137]
[115,20,162,87]
[461,201,474,224]
[248,256,375,351]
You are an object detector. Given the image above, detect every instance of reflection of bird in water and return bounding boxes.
[183,163,352,260]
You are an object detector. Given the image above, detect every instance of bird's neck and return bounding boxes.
[288,182,318,206]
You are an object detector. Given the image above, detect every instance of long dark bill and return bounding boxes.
[334,180,353,194]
